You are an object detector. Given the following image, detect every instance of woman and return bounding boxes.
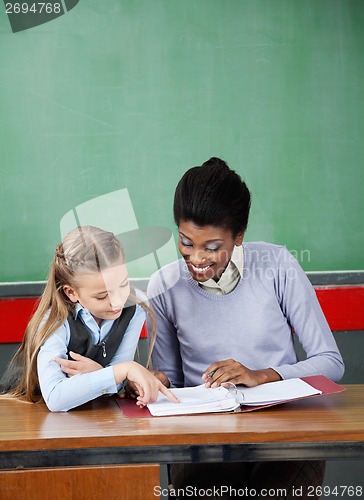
[148,157,344,499]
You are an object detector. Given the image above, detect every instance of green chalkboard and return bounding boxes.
[0,0,363,282]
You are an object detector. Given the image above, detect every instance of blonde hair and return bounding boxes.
[0,226,156,403]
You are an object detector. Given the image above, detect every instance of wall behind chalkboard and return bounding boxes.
[1,0,363,281]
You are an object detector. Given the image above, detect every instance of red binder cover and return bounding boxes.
[115,375,345,418]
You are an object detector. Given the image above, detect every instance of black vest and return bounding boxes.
[67,304,136,367]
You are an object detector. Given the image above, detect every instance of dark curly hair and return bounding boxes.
[173,157,251,237]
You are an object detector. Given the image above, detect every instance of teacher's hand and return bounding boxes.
[202,359,281,388]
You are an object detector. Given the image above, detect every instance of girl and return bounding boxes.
[0,225,177,412]
[147,158,344,499]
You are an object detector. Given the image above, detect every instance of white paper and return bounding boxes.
[147,378,322,416]
[147,384,240,416]
[236,378,322,406]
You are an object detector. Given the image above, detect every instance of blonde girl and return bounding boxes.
[0,226,177,411]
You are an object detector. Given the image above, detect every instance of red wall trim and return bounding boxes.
[315,286,364,332]
[0,286,363,344]
[0,298,39,343]
[0,298,148,343]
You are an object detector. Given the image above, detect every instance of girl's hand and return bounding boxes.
[122,369,170,400]
[113,361,179,406]
[202,359,281,388]
[53,351,103,376]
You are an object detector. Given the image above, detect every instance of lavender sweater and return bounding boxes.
[148,242,344,388]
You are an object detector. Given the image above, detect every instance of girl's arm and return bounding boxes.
[38,306,172,411]
[38,325,119,411]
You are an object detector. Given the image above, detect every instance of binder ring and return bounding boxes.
[220,382,245,406]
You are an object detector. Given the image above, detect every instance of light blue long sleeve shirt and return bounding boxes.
[37,300,146,412]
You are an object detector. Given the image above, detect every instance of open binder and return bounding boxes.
[116,375,345,418]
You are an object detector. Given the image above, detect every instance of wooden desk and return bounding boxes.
[1,386,364,499]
